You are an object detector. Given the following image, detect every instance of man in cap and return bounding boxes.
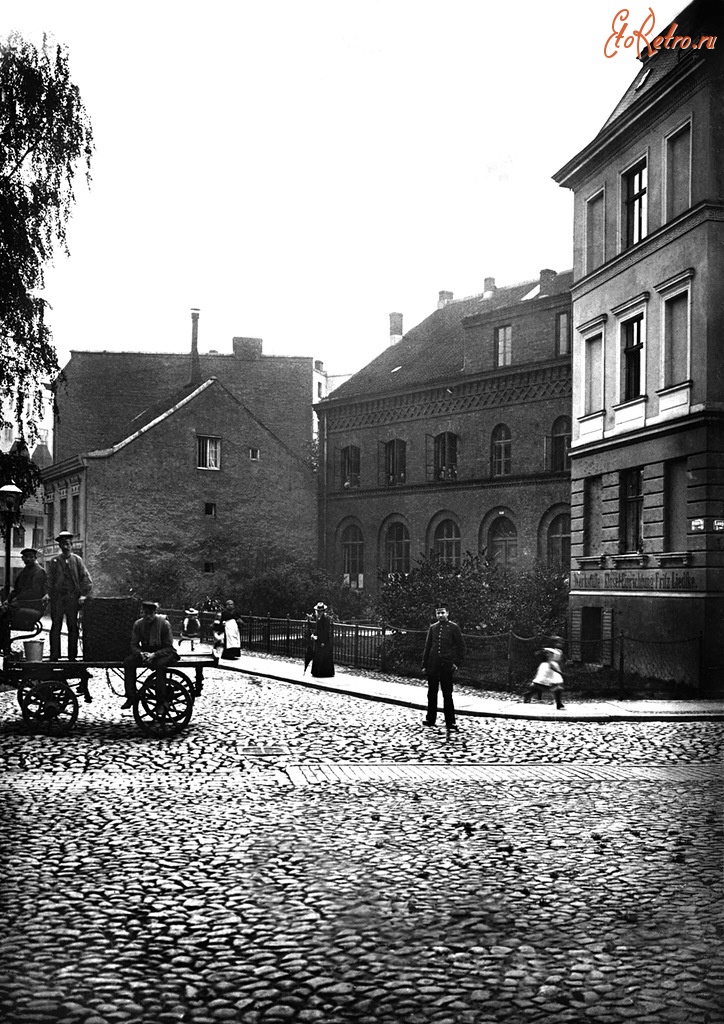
[122,600,180,710]
[421,603,466,732]
[0,548,49,654]
[47,531,93,661]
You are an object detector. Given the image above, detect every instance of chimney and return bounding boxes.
[233,337,263,360]
[539,269,557,294]
[189,308,201,385]
[483,277,496,299]
[389,312,403,345]
[438,290,453,309]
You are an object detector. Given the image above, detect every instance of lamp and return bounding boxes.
[0,482,23,599]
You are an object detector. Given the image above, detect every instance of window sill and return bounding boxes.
[611,552,649,567]
[576,555,606,569]
[656,551,691,567]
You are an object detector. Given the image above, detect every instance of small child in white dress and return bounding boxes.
[523,647,566,710]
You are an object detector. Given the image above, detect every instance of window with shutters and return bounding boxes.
[549,417,571,472]
[197,435,221,470]
[434,433,458,482]
[622,158,647,248]
[384,439,406,486]
[341,445,360,489]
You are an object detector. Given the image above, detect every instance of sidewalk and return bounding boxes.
[215,650,724,723]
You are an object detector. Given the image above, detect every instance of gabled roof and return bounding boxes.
[324,272,572,402]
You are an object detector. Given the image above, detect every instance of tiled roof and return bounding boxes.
[325,271,573,402]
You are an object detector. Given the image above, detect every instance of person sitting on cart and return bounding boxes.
[0,548,50,655]
[121,600,180,711]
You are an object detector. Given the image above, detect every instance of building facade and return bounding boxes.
[44,313,318,595]
[554,0,723,687]
[315,272,573,599]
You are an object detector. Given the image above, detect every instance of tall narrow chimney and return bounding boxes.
[539,269,557,294]
[438,290,453,309]
[389,312,403,345]
[483,277,496,299]
[189,308,201,385]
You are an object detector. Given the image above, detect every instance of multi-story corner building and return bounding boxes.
[43,311,318,594]
[0,413,52,587]
[315,271,573,599]
[553,0,723,687]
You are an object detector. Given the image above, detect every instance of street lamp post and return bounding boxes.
[0,482,24,600]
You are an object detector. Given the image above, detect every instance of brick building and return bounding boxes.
[315,272,573,599]
[43,312,318,595]
[553,0,723,687]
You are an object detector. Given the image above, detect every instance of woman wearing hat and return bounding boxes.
[304,602,335,677]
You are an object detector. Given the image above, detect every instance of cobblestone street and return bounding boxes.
[1,669,723,1024]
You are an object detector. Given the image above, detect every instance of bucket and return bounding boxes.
[24,639,44,662]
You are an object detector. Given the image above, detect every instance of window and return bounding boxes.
[198,436,221,470]
[620,467,643,553]
[556,311,571,356]
[581,607,603,664]
[434,432,458,481]
[550,417,571,471]
[341,445,360,489]
[547,513,571,567]
[249,448,260,461]
[71,494,80,535]
[623,159,647,248]
[583,476,603,556]
[385,522,411,574]
[32,526,44,550]
[488,517,517,569]
[665,458,688,551]
[433,519,461,566]
[59,496,68,532]
[622,314,644,401]
[317,382,323,398]
[205,502,217,517]
[12,526,25,549]
[342,524,364,587]
[204,562,216,573]
[584,334,603,414]
[666,123,691,221]
[45,501,54,541]
[384,439,406,486]
[586,191,605,272]
[491,424,511,477]
[663,291,688,388]
[495,325,512,367]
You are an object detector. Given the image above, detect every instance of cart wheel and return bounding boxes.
[21,679,79,736]
[133,669,194,737]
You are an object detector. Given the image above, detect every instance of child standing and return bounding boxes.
[523,647,566,710]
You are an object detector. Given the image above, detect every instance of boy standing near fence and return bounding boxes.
[421,604,466,731]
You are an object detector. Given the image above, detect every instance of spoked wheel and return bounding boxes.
[133,668,194,737]
[20,679,79,736]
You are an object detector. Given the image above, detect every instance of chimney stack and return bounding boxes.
[539,269,557,294]
[389,312,403,345]
[483,277,496,299]
[189,308,201,385]
[438,290,454,309]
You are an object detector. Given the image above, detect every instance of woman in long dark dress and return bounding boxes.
[306,602,334,677]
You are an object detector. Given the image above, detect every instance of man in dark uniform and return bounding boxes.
[0,548,49,654]
[421,603,466,731]
[122,600,180,710]
[47,531,93,661]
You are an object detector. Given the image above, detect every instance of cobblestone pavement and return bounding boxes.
[1,669,723,1024]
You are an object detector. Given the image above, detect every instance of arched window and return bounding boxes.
[547,513,571,567]
[385,522,411,574]
[341,445,360,489]
[384,439,406,486]
[491,424,511,477]
[433,519,461,566]
[434,432,458,481]
[488,516,517,568]
[342,525,364,588]
[550,417,571,472]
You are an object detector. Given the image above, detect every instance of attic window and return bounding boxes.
[391,366,402,373]
[249,447,260,461]
[635,68,651,90]
[521,285,540,301]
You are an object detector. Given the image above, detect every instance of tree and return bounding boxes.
[0,31,93,439]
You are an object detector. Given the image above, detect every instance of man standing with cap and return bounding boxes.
[47,531,93,661]
[421,603,466,732]
[122,600,180,710]
[0,547,49,654]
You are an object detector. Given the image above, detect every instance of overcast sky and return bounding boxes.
[4,0,684,384]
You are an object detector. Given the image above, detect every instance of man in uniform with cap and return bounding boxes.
[0,547,49,654]
[421,603,466,731]
[47,531,93,661]
[122,600,180,710]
